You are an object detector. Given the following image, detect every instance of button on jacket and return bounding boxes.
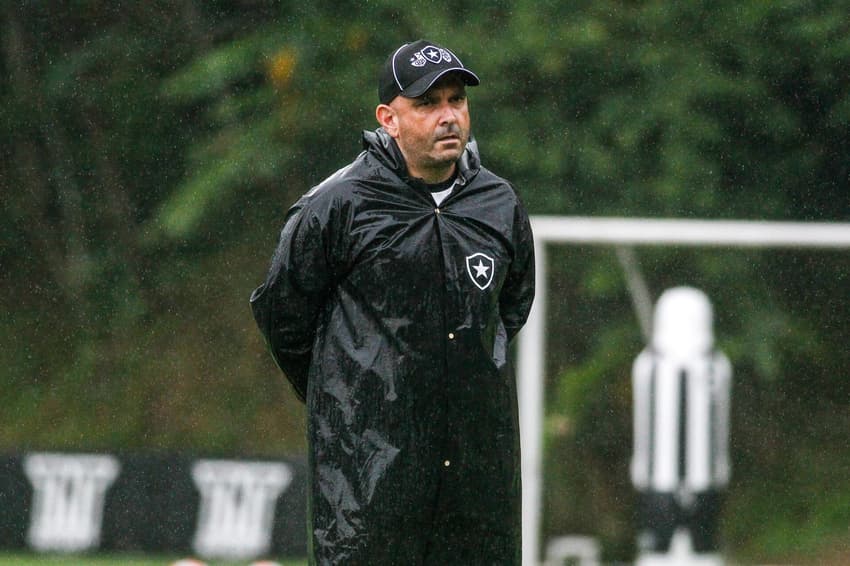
[251,128,535,565]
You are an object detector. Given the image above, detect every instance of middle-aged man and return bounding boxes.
[250,39,535,565]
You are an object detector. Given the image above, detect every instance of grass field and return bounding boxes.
[0,554,307,566]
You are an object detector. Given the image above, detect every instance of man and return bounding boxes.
[250,39,535,565]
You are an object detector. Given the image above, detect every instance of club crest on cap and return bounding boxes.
[410,46,452,68]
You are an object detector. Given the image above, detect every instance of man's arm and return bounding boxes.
[250,204,332,403]
[499,198,536,342]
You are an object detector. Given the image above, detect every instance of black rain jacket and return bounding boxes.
[250,128,535,565]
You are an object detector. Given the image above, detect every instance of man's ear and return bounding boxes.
[375,104,399,138]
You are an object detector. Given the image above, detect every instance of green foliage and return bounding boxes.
[2,1,849,563]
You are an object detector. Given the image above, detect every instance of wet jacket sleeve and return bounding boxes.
[249,204,334,403]
[499,199,536,342]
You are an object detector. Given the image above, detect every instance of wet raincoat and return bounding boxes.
[250,128,535,565]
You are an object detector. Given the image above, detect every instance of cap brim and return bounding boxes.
[400,68,480,99]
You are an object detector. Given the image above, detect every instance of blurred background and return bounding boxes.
[2,1,848,564]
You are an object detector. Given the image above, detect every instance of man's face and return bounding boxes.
[381,75,471,182]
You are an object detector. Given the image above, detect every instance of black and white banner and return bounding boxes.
[0,452,307,560]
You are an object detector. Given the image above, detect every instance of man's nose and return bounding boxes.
[438,102,458,124]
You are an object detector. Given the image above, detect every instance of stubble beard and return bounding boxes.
[427,124,468,167]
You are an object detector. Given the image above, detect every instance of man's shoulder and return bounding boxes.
[293,149,400,225]
[476,165,513,187]
[293,152,381,217]
[303,153,367,201]
[469,165,520,200]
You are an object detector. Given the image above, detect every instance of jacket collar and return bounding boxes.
[361,128,481,186]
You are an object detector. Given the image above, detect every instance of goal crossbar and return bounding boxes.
[530,215,850,247]
[518,216,850,565]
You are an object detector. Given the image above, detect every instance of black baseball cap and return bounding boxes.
[378,40,480,104]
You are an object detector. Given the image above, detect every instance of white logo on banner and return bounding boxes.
[192,460,293,560]
[24,453,120,552]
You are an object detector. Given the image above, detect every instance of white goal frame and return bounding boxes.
[517,216,850,566]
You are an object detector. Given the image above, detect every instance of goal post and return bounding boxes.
[517,216,850,566]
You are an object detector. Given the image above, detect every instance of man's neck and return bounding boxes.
[425,170,458,192]
[408,163,456,184]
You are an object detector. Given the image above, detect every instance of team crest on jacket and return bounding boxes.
[466,253,495,290]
